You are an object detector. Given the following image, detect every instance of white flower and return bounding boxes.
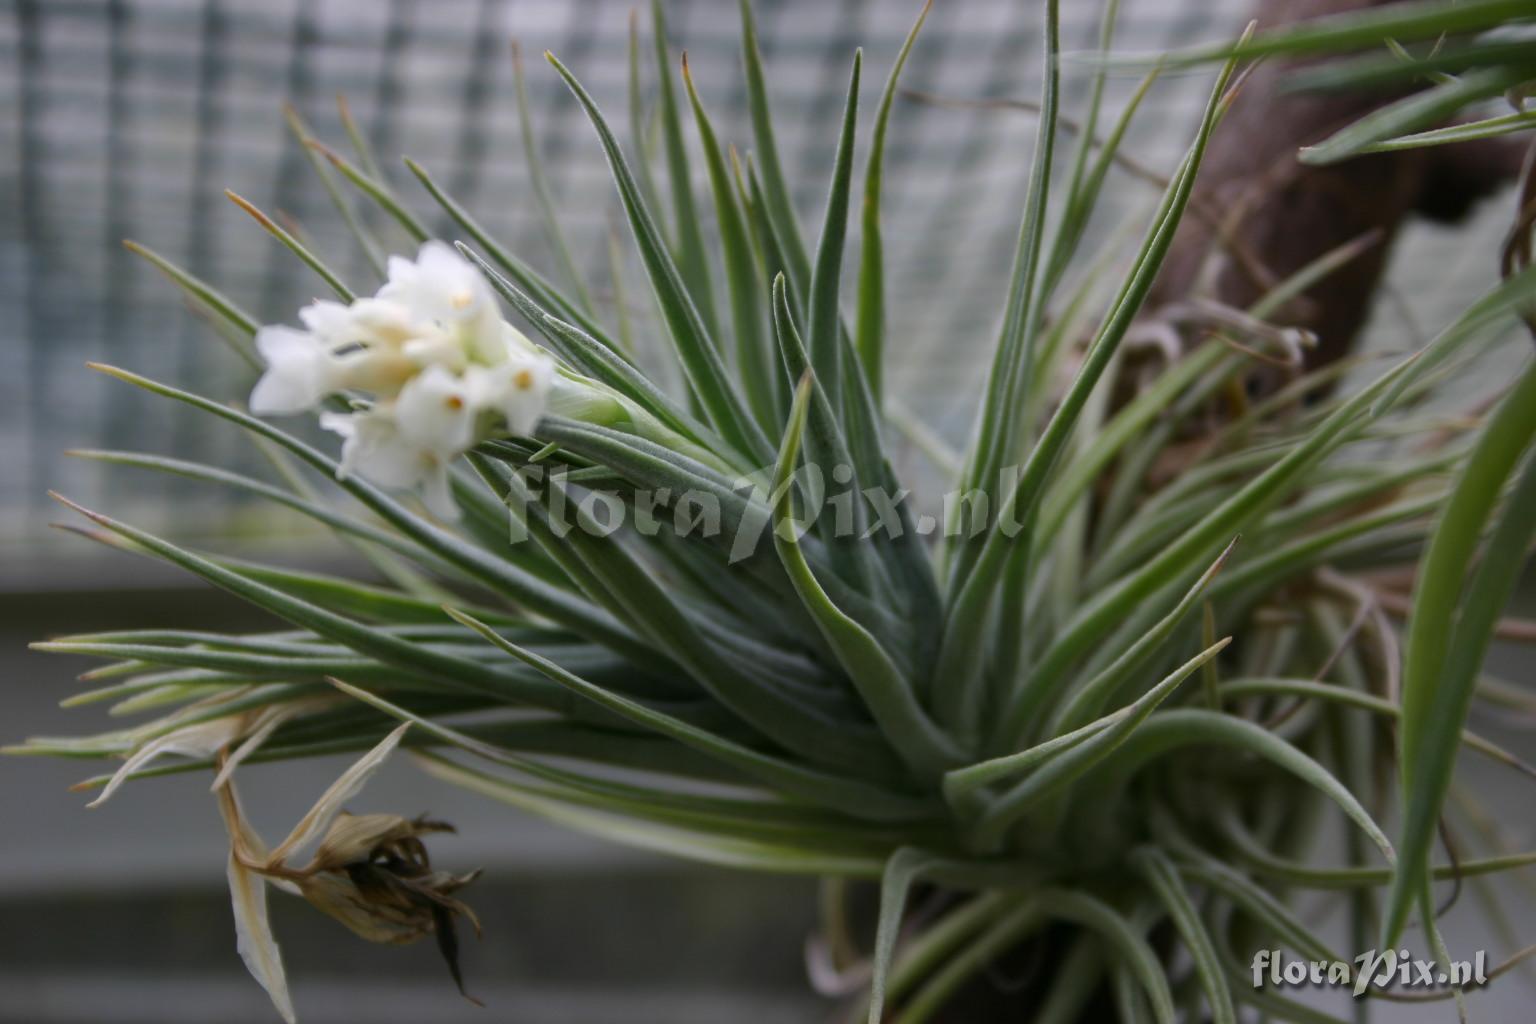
[379,241,504,366]
[498,349,557,435]
[251,240,560,514]
[250,326,337,415]
[393,364,482,456]
[295,298,355,341]
[419,343,558,438]
[321,406,457,520]
[251,299,427,415]
[322,297,436,396]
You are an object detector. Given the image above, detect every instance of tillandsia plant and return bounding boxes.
[12,0,1536,1021]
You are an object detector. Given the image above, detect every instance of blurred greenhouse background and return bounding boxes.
[2,0,1532,1022]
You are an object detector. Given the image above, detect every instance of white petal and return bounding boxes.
[418,459,460,520]
[383,252,420,292]
[500,353,556,436]
[269,723,410,867]
[379,242,465,313]
[320,403,464,516]
[320,411,365,479]
[378,243,501,361]
[400,333,466,371]
[216,782,295,1024]
[414,239,471,279]
[461,362,514,410]
[501,322,538,356]
[318,410,357,439]
[393,365,477,455]
[296,299,353,341]
[345,297,419,341]
[251,327,332,415]
[255,325,316,364]
[323,409,422,487]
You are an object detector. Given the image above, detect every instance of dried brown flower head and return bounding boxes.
[214,725,483,1022]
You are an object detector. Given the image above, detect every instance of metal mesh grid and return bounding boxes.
[0,0,1518,572]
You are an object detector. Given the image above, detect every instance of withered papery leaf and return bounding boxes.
[211,698,335,792]
[93,696,320,808]
[269,723,410,865]
[91,718,244,808]
[216,780,296,1024]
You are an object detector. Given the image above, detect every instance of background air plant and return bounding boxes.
[11,0,1536,1021]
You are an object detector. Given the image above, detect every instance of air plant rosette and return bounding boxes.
[12,1,1536,1022]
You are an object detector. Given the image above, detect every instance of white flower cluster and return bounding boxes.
[250,242,555,518]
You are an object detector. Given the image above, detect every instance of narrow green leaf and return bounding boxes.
[421,752,885,877]
[1385,358,1536,946]
[770,276,879,593]
[283,103,386,277]
[1032,889,1176,1024]
[331,679,897,848]
[868,848,958,1024]
[805,51,862,422]
[308,140,431,242]
[1352,109,1536,153]
[1037,0,1129,303]
[972,638,1230,848]
[1133,849,1236,1024]
[225,190,352,302]
[894,898,1045,1024]
[1300,64,1534,165]
[1284,38,1536,93]
[681,54,780,434]
[1096,709,1395,864]
[773,373,963,781]
[88,364,646,662]
[942,39,1242,746]
[852,894,1010,1020]
[546,50,771,464]
[627,9,665,219]
[444,608,938,824]
[496,457,901,778]
[251,433,458,601]
[1170,851,1340,963]
[48,494,585,714]
[856,1,930,402]
[335,93,385,180]
[963,0,1061,503]
[606,227,638,355]
[1161,0,1535,65]
[1031,935,1107,1024]
[123,240,260,366]
[68,448,450,574]
[511,39,596,314]
[738,0,812,303]
[650,1,720,341]
[1216,677,1536,773]
[999,343,1414,750]
[213,560,515,628]
[405,158,611,345]
[942,712,1118,806]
